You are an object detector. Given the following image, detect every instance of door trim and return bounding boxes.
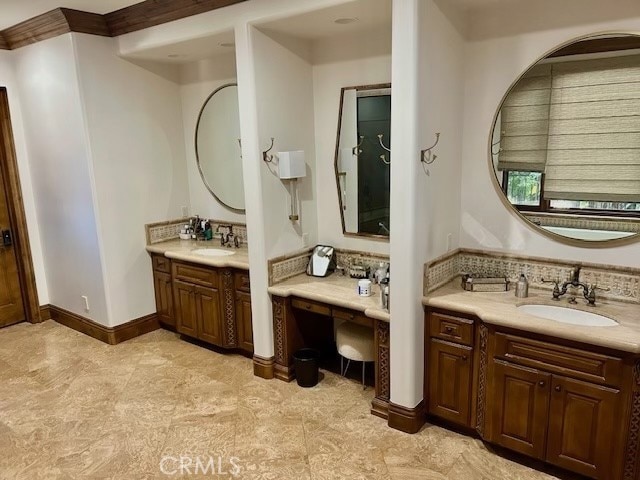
[0,88,40,324]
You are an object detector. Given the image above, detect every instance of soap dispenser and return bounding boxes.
[515,273,529,298]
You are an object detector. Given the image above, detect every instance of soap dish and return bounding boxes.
[461,274,509,292]
[179,233,191,240]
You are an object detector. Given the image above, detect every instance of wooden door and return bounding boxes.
[427,338,472,426]
[546,376,620,479]
[173,279,197,337]
[235,290,253,353]
[490,360,551,460]
[0,160,23,328]
[196,285,222,345]
[153,270,174,327]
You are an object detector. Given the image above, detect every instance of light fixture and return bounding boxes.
[334,17,359,25]
[219,42,235,48]
[167,53,186,58]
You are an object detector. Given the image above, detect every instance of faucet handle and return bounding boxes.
[541,278,561,300]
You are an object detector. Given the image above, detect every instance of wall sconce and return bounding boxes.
[278,150,306,222]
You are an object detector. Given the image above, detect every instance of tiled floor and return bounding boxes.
[0,321,563,479]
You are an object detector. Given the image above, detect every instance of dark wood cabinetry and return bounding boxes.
[425,307,639,480]
[149,253,252,354]
[489,360,551,459]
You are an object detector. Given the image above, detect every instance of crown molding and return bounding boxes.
[0,0,247,51]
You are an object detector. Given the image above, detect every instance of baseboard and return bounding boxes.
[388,400,426,434]
[252,355,275,379]
[50,305,159,345]
[371,397,390,420]
[39,304,52,321]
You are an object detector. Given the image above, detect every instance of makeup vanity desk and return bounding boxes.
[268,273,391,419]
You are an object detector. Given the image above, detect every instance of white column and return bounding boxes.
[235,23,274,360]
[389,0,425,408]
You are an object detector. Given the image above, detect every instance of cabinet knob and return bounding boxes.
[461,355,468,361]
[306,305,311,310]
[445,326,454,334]
[538,380,546,387]
[555,385,562,392]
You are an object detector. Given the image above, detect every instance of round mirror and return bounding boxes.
[196,83,245,212]
[490,34,640,245]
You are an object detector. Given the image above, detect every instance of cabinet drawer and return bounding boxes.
[152,255,171,273]
[430,312,474,346]
[173,262,218,288]
[292,298,331,316]
[234,272,251,293]
[332,307,373,328]
[494,332,623,387]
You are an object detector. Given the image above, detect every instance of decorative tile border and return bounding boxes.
[425,248,640,304]
[523,212,640,234]
[269,247,390,286]
[145,218,248,245]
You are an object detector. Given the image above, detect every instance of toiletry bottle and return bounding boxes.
[515,273,529,298]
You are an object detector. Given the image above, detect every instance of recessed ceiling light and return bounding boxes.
[219,42,235,48]
[334,17,359,25]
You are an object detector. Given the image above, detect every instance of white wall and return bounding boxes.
[389,0,466,409]
[252,28,318,259]
[179,53,247,222]
[461,12,640,267]
[0,51,49,310]
[13,34,109,323]
[312,29,392,255]
[73,33,190,326]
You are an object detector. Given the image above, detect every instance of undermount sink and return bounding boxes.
[191,248,235,257]
[517,304,617,327]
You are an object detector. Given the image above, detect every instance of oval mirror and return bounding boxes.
[196,83,245,212]
[490,34,640,245]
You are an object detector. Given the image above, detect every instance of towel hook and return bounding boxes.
[352,136,365,156]
[378,134,391,165]
[420,133,440,166]
[262,137,275,163]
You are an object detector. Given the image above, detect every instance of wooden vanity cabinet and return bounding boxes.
[426,312,475,427]
[425,307,639,480]
[149,254,253,354]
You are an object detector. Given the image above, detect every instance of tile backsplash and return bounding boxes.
[425,248,640,304]
[269,247,390,285]
[145,218,248,245]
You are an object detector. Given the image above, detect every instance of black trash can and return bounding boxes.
[293,348,320,388]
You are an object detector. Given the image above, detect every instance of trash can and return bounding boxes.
[293,348,320,388]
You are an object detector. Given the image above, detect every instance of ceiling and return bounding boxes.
[255,0,392,41]
[0,0,141,30]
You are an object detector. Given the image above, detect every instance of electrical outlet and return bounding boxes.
[447,233,453,251]
[81,295,90,312]
[181,206,189,217]
[302,233,309,247]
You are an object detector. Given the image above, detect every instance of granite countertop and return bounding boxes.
[424,280,640,354]
[268,273,390,322]
[146,239,250,270]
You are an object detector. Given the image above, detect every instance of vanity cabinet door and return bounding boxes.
[546,376,620,479]
[235,290,253,354]
[428,338,472,426]
[153,270,174,327]
[490,360,551,460]
[196,285,222,346]
[174,280,197,337]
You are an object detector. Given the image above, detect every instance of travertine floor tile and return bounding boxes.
[0,320,564,480]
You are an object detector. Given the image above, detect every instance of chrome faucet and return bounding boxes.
[217,225,240,248]
[542,265,607,306]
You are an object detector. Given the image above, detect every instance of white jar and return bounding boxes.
[358,279,372,297]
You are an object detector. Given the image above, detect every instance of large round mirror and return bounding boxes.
[196,83,245,212]
[490,34,640,245]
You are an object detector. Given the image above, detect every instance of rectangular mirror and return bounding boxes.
[334,84,391,239]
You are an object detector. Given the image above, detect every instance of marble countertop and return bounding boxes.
[268,273,390,322]
[424,281,640,354]
[146,239,250,270]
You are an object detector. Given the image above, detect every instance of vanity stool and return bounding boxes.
[336,322,375,389]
